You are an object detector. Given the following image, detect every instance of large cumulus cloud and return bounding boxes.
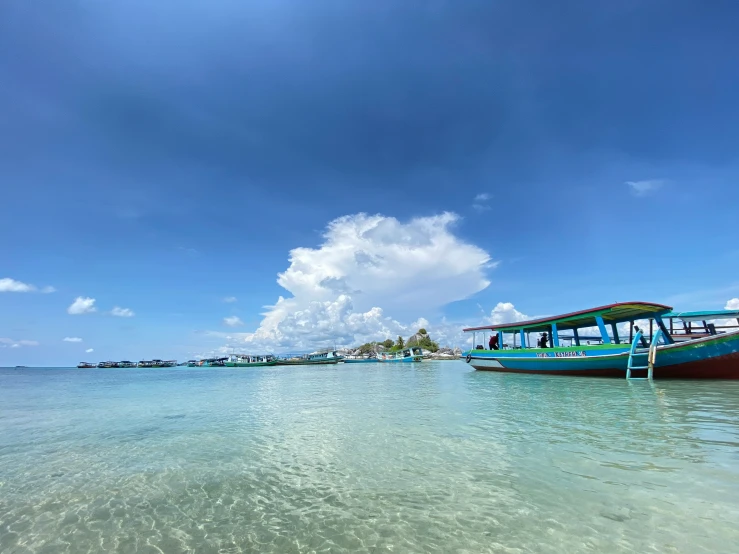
[243,212,492,350]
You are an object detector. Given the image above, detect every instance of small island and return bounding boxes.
[343,329,462,360]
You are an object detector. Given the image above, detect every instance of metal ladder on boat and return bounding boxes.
[626,328,664,380]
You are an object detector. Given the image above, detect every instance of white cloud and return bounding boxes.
[223,296,238,303]
[223,316,244,327]
[0,278,56,293]
[68,297,97,315]
[85,348,94,353]
[626,179,664,196]
[489,302,531,325]
[240,212,492,351]
[63,337,83,343]
[111,306,135,317]
[725,298,739,310]
[472,193,491,212]
[0,338,39,348]
[0,278,34,292]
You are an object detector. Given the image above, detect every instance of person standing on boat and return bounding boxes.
[489,334,499,350]
[538,332,549,348]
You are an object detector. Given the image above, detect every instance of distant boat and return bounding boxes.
[343,356,379,364]
[77,362,96,369]
[119,361,136,368]
[463,302,739,379]
[188,357,227,367]
[377,347,423,363]
[145,359,177,368]
[224,354,277,367]
[137,360,153,368]
[277,350,344,365]
[97,361,118,368]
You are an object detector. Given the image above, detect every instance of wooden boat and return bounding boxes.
[77,362,96,369]
[277,350,344,365]
[224,354,277,367]
[189,357,227,367]
[97,361,118,368]
[142,359,177,368]
[463,302,739,379]
[377,347,423,363]
[119,360,137,368]
[343,356,379,363]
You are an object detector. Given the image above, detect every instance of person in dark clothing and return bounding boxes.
[538,332,549,348]
[489,334,499,350]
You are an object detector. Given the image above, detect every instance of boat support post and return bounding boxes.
[654,316,674,344]
[595,316,611,344]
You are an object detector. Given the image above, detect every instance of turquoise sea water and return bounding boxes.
[1,364,739,554]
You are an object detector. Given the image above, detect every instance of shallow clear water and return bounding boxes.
[1,364,739,554]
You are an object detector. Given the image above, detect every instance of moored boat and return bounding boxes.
[185,358,227,367]
[343,356,379,363]
[377,347,423,362]
[97,361,119,368]
[224,354,277,367]
[463,302,739,379]
[119,360,137,368]
[277,350,344,365]
[143,359,177,368]
[77,362,96,369]
[137,360,153,368]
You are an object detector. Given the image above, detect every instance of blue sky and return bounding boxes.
[2,1,739,365]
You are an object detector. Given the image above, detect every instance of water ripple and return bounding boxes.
[1,366,739,553]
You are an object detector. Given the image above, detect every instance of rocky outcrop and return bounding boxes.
[426,346,462,359]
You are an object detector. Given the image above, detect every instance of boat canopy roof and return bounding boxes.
[663,309,739,322]
[464,302,672,334]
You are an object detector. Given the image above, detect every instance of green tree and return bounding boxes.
[417,335,440,352]
[357,342,377,354]
[382,339,394,349]
[407,329,440,352]
[396,335,405,349]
